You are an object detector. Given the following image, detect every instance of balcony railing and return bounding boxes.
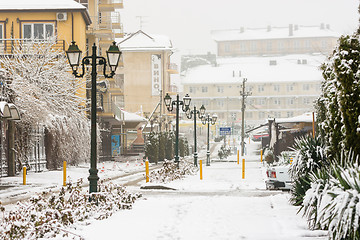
[88,12,123,34]
[0,39,65,55]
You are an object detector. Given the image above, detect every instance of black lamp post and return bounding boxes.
[164,93,191,166]
[201,114,217,166]
[66,41,121,194]
[186,105,206,167]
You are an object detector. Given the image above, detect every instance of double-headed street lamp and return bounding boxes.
[186,105,206,167]
[164,93,191,166]
[66,41,121,194]
[201,114,217,166]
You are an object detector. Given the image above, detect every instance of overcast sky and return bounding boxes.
[119,0,359,57]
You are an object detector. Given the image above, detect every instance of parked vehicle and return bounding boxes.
[265,165,292,190]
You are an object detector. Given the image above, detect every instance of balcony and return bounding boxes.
[98,101,124,124]
[87,12,123,38]
[99,0,124,12]
[167,63,179,74]
[0,39,65,55]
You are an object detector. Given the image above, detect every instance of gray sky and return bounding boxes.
[119,0,359,56]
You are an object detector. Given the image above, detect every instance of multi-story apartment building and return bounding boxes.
[117,30,178,117]
[212,24,339,57]
[182,24,340,131]
[0,0,90,176]
[183,55,323,127]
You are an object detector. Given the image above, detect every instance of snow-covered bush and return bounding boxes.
[289,135,327,206]
[302,152,360,239]
[218,145,231,160]
[263,148,275,164]
[148,158,197,183]
[0,179,141,239]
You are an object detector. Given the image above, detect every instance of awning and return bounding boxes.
[0,102,21,121]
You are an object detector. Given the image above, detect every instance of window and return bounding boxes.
[267,41,272,51]
[246,112,253,118]
[294,40,300,49]
[217,86,224,93]
[278,41,284,51]
[258,85,264,92]
[274,98,281,105]
[258,99,265,105]
[251,41,257,51]
[273,85,280,92]
[189,87,196,94]
[274,112,281,118]
[303,84,310,91]
[287,112,294,118]
[23,23,54,39]
[259,112,265,119]
[286,84,293,92]
[287,98,294,105]
[217,100,224,107]
[224,43,230,53]
[202,86,208,93]
[303,98,310,104]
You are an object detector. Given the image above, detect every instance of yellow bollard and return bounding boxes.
[290,157,293,164]
[145,160,149,183]
[23,166,26,185]
[260,149,263,162]
[237,149,239,164]
[242,159,245,179]
[200,160,203,180]
[63,161,67,186]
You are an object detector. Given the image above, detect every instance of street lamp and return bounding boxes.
[201,114,217,166]
[185,105,206,167]
[66,41,121,194]
[164,93,191,166]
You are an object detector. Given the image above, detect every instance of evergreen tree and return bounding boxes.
[319,33,360,158]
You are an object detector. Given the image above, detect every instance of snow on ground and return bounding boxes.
[0,156,147,206]
[67,141,328,240]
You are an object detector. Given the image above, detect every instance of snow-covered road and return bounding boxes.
[71,148,328,240]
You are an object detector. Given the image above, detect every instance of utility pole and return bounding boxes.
[240,78,251,156]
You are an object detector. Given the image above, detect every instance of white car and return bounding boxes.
[265,165,292,190]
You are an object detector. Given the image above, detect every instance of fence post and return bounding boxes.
[237,149,239,164]
[200,159,203,180]
[260,149,263,162]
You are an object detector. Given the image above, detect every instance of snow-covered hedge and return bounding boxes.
[148,158,198,183]
[302,152,360,240]
[0,179,141,239]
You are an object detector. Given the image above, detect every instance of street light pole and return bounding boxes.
[201,114,217,166]
[186,105,206,167]
[66,41,121,195]
[164,93,191,166]
[240,78,251,156]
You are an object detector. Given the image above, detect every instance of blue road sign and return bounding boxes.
[220,127,231,136]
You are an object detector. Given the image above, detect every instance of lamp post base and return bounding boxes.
[206,151,210,166]
[194,152,198,167]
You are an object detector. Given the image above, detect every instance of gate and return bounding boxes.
[27,126,47,172]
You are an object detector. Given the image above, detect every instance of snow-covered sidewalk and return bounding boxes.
[71,147,328,240]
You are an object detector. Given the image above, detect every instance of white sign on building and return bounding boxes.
[151,54,162,96]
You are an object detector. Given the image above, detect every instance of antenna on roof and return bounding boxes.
[136,16,149,30]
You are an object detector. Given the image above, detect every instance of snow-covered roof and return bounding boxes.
[181,54,325,85]
[275,112,315,123]
[121,109,147,123]
[0,0,91,25]
[0,0,86,11]
[211,25,341,42]
[118,30,173,52]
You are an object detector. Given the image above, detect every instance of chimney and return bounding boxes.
[240,27,244,33]
[320,23,325,29]
[326,24,330,29]
[294,24,299,31]
[289,24,293,36]
[267,25,271,32]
